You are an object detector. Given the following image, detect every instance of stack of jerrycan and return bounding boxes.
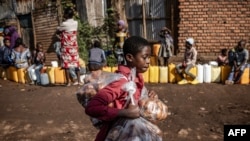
[240,65,249,84]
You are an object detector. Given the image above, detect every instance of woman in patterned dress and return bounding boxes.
[57,7,80,86]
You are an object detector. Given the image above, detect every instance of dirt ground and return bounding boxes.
[0,79,250,141]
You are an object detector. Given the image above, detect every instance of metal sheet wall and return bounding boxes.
[125,0,168,41]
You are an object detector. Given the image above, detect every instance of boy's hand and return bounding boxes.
[182,62,187,67]
[118,104,140,118]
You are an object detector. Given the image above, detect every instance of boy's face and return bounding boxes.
[185,42,192,49]
[131,46,151,73]
[4,40,10,47]
[37,45,43,51]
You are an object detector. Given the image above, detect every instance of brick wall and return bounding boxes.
[178,0,250,59]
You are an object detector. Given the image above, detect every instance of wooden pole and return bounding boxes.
[142,0,147,38]
[31,10,36,49]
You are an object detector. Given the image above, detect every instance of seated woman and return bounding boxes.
[11,38,31,69]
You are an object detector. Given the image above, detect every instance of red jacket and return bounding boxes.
[85,65,144,141]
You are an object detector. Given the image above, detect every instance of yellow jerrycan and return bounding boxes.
[46,67,55,84]
[184,66,197,82]
[168,63,176,83]
[149,66,159,83]
[8,66,18,82]
[111,66,118,73]
[142,68,149,83]
[221,65,231,84]
[17,68,27,84]
[240,67,249,84]
[102,66,112,72]
[54,67,66,84]
[211,66,221,83]
[159,66,168,83]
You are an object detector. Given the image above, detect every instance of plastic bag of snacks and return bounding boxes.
[76,71,125,128]
[139,97,168,122]
[105,117,162,141]
[105,68,163,141]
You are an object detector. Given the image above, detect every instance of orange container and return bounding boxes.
[150,56,158,66]
[221,65,231,84]
[152,43,161,56]
[240,67,249,84]
[54,67,66,84]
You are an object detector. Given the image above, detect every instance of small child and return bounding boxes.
[217,48,228,66]
[176,37,198,85]
[0,37,12,67]
[158,27,173,66]
[85,36,160,141]
[27,42,46,85]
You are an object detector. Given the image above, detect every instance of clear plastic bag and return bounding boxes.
[139,97,168,122]
[76,71,125,107]
[105,117,162,141]
[76,71,126,129]
[105,68,163,141]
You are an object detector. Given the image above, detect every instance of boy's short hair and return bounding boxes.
[221,48,227,54]
[123,36,150,57]
[93,40,101,48]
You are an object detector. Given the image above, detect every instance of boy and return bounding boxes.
[85,36,160,141]
[176,37,198,85]
[88,40,106,71]
[225,40,249,85]
[27,42,46,85]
